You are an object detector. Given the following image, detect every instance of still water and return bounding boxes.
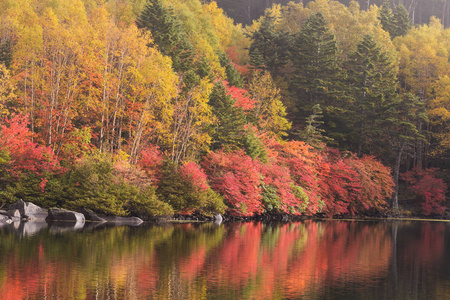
[0,220,449,299]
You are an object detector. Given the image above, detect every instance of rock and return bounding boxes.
[213,214,223,225]
[102,216,143,225]
[79,208,106,222]
[46,208,86,223]
[0,214,10,222]
[7,199,48,220]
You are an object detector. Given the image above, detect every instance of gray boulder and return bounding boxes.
[46,208,85,223]
[80,208,106,222]
[7,199,48,220]
[213,214,223,225]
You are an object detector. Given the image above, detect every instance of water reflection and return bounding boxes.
[0,220,449,299]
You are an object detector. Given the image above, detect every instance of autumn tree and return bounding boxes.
[247,71,291,139]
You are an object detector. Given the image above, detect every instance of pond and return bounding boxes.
[0,219,449,299]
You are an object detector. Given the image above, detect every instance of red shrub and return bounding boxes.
[346,155,393,213]
[180,162,209,192]
[0,114,62,188]
[223,81,256,111]
[401,167,447,215]
[202,150,262,216]
[138,145,163,185]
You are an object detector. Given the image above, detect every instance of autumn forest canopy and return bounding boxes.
[0,0,449,218]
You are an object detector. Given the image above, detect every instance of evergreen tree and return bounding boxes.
[219,53,243,87]
[248,11,291,76]
[137,0,195,72]
[290,12,345,126]
[0,40,12,68]
[346,35,398,155]
[393,4,412,38]
[298,104,332,150]
[381,93,426,209]
[379,0,396,37]
[209,82,246,150]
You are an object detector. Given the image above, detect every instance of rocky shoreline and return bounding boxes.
[0,199,147,227]
[1,200,448,233]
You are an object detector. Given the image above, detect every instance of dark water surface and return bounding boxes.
[0,220,449,299]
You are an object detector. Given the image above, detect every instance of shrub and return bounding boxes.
[401,167,447,215]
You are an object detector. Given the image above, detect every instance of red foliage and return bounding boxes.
[260,161,302,214]
[346,155,393,212]
[317,157,362,216]
[222,81,256,111]
[401,167,447,215]
[202,150,263,216]
[137,145,163,185]
[265,139,323,214]
[0,114,63,188]
[180,162,209,192]
[226,46,250,75]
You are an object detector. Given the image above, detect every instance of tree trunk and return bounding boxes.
[392,143,404,209]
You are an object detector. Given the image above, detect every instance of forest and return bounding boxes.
[0,0,448,219]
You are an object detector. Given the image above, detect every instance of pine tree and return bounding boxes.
[137,0,195,72]
[248,11,291,76]
[379,0,395,37]
[290,12,345,125]
[219,53,243,87]
[0,39,12,68]
[209,82,246,150]
[298,104,332,150]
[346,35,398,155]
[393,4,412,38]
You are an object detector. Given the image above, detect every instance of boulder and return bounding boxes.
[102,216,143,225]
[213,214,223,225]
[80,208,106,222]
[7,199,48,220]
[46,208,85,223]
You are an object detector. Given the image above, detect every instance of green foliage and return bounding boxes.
[379,1,412,38]
[137,0,195,72]
[298,104,332,150]
[0,39,12,68]
[209,82,247,150]
[260,181,281,212]
[219,53,243,87]
[243,129,267,162]
[345,34,398,154]
[248,10,291,76]
[393,4,412,38]
[379,0,395,37]
[123,186,174,219]
[290,184,310,214]
[157,160,225,216]
[290,12,345,127]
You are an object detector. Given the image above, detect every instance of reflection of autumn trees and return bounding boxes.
[0,221,449,299]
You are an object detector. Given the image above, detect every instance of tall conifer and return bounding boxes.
[346,35,398,155]
[290,12,344,128]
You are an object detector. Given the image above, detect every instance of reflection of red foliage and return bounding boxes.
[401,167,447,215]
